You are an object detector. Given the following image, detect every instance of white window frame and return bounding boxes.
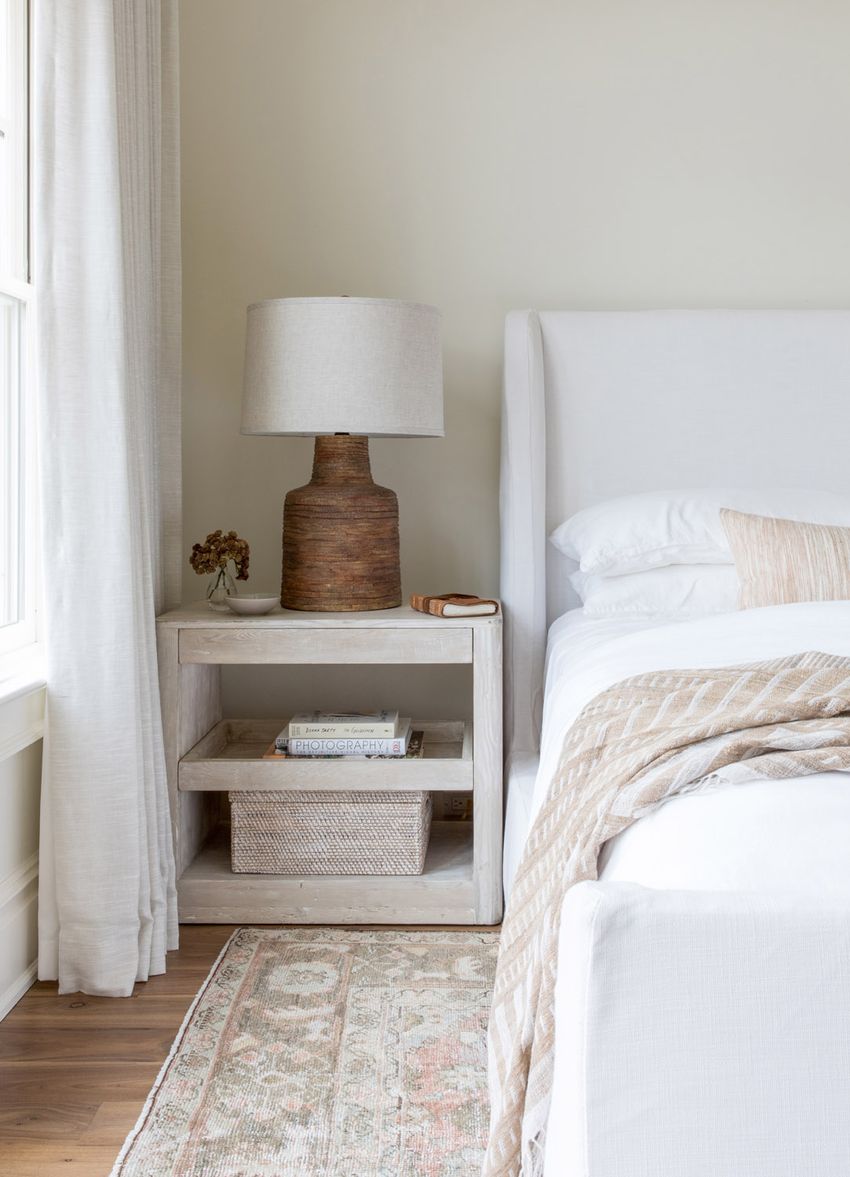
[0,0,39,664]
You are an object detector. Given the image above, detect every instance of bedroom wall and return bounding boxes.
[179,0,850,715]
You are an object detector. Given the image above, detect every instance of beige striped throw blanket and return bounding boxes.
[484,652,850,1177]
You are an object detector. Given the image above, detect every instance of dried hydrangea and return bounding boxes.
[190,530,250,581]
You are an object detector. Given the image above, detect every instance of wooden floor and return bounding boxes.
[0,925,235,1177]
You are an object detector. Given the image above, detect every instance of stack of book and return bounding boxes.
[264,710,425,760]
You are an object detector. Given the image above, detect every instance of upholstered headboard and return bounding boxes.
[500,309,850,762]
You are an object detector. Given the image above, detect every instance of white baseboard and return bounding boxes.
[0,959,37,1021]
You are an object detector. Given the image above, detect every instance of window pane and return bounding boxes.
[0,293,22,627]
[0,0,28,280]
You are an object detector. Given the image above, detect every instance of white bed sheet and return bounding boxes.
[505,601,850,902]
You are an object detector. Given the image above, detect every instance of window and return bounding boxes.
[0,0,36,657]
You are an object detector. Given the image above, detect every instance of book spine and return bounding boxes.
[287,733,408,756]
[410,594,452,617]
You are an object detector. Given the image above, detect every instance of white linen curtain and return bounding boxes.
[35,0,182,996]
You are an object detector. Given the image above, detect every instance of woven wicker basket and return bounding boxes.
[229,790,432,875]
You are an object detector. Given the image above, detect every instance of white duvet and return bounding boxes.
[523,600,850,898]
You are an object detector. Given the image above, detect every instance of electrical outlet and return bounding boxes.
[440,793,473,821]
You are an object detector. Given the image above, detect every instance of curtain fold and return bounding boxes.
[35,0,181,996]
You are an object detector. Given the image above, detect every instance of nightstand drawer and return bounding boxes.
[178,626,473,665]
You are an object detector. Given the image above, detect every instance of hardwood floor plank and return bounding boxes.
[0,1027,180,1064]
[0,1062,161,1105]
[6,993,199,1029]
[0,1141,121,1177]
[0,1101,98,1138]
[79,1102,143,1146]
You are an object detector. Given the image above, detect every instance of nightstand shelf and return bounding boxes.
[156,604,502,925]
[178,822,474,924]
[179,718,472,792]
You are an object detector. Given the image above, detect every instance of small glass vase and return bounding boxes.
[207,567,236,611]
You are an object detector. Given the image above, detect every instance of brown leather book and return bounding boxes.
[410,593,499,617]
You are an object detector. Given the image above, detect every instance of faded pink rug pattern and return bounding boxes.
[112,927,498,1176]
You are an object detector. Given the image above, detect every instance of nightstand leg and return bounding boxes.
[157,625,222,884]
[472,622,503,924]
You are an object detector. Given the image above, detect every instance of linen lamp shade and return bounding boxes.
[240,297,444,611]
[242,298,444,437]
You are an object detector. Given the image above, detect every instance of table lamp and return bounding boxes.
[241,297,444,611]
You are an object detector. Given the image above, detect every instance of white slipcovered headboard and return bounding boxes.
[500,309,850,762]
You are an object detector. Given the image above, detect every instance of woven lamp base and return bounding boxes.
[281,435,402,612]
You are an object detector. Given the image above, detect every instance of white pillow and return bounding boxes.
[550,488,850,576]
[571,564,739,618]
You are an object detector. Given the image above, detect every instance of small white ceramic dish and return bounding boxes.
[225,593,279,616]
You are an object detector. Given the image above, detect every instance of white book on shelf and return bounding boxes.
[275,718,413,757]
[287,709,399,738]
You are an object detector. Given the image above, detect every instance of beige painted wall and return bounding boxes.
[180,0,850,713]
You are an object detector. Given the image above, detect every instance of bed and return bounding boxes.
[497,310,850,1176]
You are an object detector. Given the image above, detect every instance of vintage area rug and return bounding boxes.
[111,927,498,1176]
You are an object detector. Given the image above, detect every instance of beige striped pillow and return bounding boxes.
[720,508,850,609]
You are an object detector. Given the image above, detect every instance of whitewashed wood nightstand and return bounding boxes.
[156,604,503,925]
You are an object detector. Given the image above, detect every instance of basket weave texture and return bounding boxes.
[229,790,432,875]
